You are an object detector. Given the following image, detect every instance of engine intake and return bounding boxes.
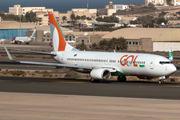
[90,68,111,80]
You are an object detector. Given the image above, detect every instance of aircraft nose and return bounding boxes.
[169,65,177,74]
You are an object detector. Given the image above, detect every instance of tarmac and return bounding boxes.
[0,76,180,120]
[0,92,180,120]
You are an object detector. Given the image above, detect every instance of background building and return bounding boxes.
[105,1,129,11]
[144,0,167,6]
[103,28,180,52]
[36,11,59,25]
[40,30,109,47]
[9,5,53,16]
[171,0,180,6]
[59,8,97,24]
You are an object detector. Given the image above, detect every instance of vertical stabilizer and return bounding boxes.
[30,27,36,38]
[169,46,173,61]
[48,11,77,52]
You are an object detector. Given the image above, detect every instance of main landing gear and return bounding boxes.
[117,76,126,82]
[90,78,100,83]
[159,80,164,84]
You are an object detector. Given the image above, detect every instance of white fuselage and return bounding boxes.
[53,51,176,78]
[14,37,34,43]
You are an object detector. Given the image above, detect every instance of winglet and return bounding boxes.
[169,46,173,61]
[4,47,14,61]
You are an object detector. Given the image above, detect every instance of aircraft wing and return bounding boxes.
[14,49,56,56]
[5,47,117,72]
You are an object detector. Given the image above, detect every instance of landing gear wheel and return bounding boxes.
[117,76,126,82]
[91,78,100,83]
[26,43,29,45]
[159,80,164,84]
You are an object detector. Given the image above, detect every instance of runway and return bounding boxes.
[0,76,180,100]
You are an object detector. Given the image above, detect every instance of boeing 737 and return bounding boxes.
[5,11,177,84]
[11,27,36,44]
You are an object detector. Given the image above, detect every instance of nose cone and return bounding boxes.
[169,65,177,75]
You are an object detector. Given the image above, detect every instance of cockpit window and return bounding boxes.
[159,61,172,65]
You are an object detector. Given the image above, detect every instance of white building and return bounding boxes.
[144,0,167,6]
[105,1,129,11]
[114,5,129,11]
[9,5,53,15]
[106,4,129,11]
[171,0,180,6]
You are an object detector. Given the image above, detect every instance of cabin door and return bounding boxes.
[150,59,155,69]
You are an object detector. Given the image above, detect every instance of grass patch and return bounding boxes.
[1,54,7,57]
[11,70,26,76]
[64,72,81,79]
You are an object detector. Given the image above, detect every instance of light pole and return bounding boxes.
[19,15,21,37]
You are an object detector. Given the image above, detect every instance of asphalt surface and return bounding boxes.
[0,76,180,100]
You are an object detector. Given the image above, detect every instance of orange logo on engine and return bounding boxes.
[120,55,138,67]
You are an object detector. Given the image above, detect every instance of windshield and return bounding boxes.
[159,61,172,65]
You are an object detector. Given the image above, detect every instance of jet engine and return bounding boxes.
[90,68,111,80]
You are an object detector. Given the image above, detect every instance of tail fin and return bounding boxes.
[169,46,173,62]
[84,30,88,36]
[48,11,77,52]
[30,27,36,38]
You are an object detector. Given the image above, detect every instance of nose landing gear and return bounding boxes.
[159,76,168,84]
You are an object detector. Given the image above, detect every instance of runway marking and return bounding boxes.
[164,85,180,88]
[53,81,89,83]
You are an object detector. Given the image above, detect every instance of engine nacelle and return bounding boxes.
[90,68,111,80]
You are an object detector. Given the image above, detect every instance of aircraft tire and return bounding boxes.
[91,78,100,83]
[117,76,126,82]
[159,80,164,84]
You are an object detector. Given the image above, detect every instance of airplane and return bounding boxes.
[0,36,5,44]
[5,11,177,84]
[11,27,36,45]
